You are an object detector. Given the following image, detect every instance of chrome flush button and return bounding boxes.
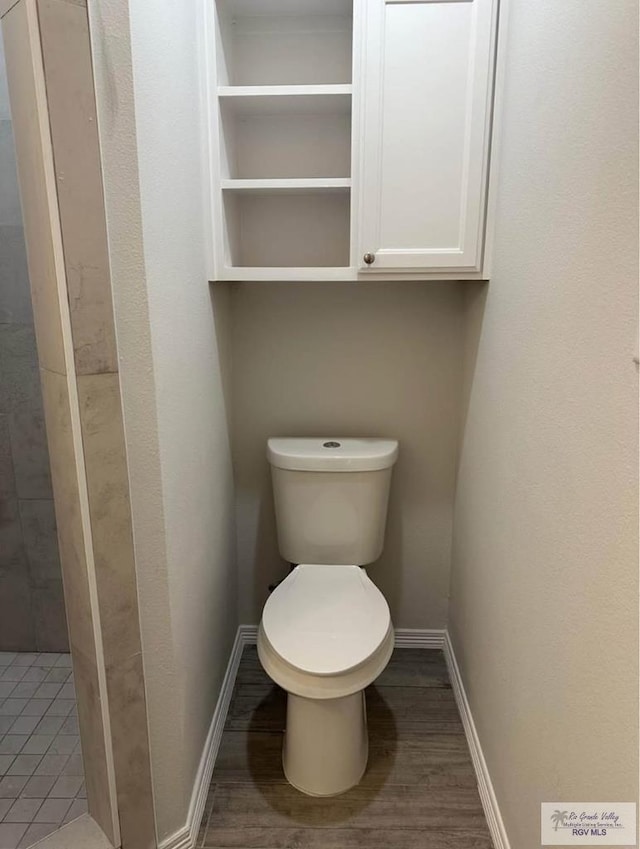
[323,441,341,448]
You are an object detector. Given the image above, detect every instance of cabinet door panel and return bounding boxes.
[357,0,496,272]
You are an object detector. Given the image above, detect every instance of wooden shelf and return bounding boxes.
[218,85,352,115]
[221,178,351,194]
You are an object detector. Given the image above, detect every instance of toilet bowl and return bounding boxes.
[258,563,394,796]
[259,437,398,797]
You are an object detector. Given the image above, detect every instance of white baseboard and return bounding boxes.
[394,628,445,648]
[158,626,252,849]
[443,631,511,849]
[241,625,446,650]
[160,623,508,849]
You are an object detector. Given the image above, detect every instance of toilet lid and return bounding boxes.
[262,564,391,676]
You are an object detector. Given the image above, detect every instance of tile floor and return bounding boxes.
[199,646,492,848]
[0,652,87,849]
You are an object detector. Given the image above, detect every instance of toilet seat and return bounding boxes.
[259,564,394,700]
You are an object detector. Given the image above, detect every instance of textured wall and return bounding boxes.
[449,2,639,847]
[231,281,464,628]
[0,36,67,653]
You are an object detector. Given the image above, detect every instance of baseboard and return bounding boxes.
[160,623,508,849]
[394,628,445,648]
[241,625,445,650]
[157,626,251,849]
[443,632,511,849]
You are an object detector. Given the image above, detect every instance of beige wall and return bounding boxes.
[89,0,237,842]
[449,2,639,847]
[231,281,464,628]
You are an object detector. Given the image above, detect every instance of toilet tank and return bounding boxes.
[267,438,399,566]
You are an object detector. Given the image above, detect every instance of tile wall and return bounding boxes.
[0,77,67,654]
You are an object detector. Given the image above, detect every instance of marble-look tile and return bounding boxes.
[104,651,155,849]
[33,582,69,653]
[1,8,66,376]
[9,403,53,500]
[77,373,141,666]
[0,415,16,495]
[19,500,60,585]
[37,0,117,376]
[38,369,94,654]
[0,122,23,227]
[70,645,116,845]
[0,564,35,652]
[0,226,33,325]
[0,324,41,414]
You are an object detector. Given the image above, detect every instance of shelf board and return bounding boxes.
[223,0,352,18]
[218,85,352,115]
[221,178,351,195]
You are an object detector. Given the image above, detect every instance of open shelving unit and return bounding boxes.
[211,0,355,277]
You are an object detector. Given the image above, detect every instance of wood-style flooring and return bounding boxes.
[198,646,493,848]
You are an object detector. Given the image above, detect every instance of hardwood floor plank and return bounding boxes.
[207,647,492,849]
[204,782,489,831]
[201,826,493,849]
[215,731,476,788]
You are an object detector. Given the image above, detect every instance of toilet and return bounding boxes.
[258,437,398,797]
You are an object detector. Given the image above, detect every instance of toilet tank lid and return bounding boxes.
[267,437,399,472]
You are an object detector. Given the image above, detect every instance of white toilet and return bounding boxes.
[258,437,399,797]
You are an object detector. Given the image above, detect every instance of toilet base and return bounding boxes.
[282,690,368,796]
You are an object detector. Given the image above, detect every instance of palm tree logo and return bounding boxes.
[551,810,569,831]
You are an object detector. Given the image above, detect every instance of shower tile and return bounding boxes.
[34,754,68,776]
[0,738,26,756]
[0,417,16,497]
[0,668,27,684]
[34,656,59,669]
[60,755,82,777]
[33,716,64,736]
[58,715,78,736]
[10,657,37,669]
[0,755,15,774]
[43,700,73,718]
[0,657,16,666]
[33,797,71,824]
[18,501,59,584]
[21,775,55,798]
[17,823,57,848]
[0,719,15,735]
[8,684,38,701]
[0,797,12,819]
[56,684,74,701]
[20,669,47,684]
[0,684,16,700]
[0,498,25,570]
[0,325,40,412]
[43,669,69,685]
[32,684,62,701]
[47,736,76,756]
[0,775,29,798]
[0,822,28,848]
[32,585,69,654]
[0,226,32,326]
[19,736,53,757]
[9,411,52,502]
[0,700,28,717]
[53,656,72,669]
[49,775,82,799]
[3,797,43,822]
[8,717,39,736]
[62,798,86,824]
[20,700,51,718]
[5,755,41,777]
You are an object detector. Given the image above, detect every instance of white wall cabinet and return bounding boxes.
[208,0,502,281]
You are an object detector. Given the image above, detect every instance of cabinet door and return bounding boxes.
[357,0,496,272]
